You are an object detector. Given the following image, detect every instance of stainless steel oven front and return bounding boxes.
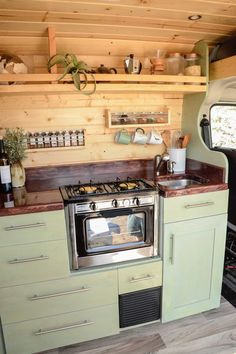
[65,193,159,269]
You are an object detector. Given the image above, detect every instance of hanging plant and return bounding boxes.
[47,53,96,95]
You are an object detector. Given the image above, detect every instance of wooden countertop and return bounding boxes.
[0,188,63,216]
[0,158,228,215]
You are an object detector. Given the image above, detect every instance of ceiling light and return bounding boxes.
[188,15,202,21]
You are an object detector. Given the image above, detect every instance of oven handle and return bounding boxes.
[100,208,134,218]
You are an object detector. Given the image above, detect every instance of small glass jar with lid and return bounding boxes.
[166,53,185,76]
[184,53,201,76]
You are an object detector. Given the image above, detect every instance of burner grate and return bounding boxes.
[61,178,155,201]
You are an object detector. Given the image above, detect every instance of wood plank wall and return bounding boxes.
[0,38,183,168]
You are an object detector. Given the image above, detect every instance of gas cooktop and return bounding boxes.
[60,177,156,203]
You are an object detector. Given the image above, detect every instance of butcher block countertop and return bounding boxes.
[0,158,228,216]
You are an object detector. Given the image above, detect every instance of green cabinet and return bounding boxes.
[161,191,228,323]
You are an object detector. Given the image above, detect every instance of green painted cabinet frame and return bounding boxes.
[162,213,227,323]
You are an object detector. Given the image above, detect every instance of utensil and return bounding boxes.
[181,134,191,148]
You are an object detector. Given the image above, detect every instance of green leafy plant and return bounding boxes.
[48,53,96,95]
[3,127,27,164]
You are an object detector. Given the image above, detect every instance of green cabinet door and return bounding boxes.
[162,214,227,323]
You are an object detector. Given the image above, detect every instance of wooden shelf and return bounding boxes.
[0,73,207,94]
[26,146,85,153]
[209,55,236,81]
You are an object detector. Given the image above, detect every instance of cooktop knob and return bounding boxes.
[89,201,96,211]
[112,199,118,208]
[123,199,130,207]
[133,197,140,206]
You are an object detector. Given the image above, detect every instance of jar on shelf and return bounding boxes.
[57,131,64,147]
[28,132,36,149]
[50,131,57,148]
[37,131,44,148]
[64,131,71,147]
[184,53,201,76]
[166,53,185,76]
[70,130,78,146]
[43,132,51,148]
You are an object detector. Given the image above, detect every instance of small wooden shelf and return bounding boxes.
[26,146,85,153]
[0,73,207,94]
[106,109,170,128]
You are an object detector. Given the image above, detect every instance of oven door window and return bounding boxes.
[76,207,153,255]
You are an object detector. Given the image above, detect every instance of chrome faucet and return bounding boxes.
[154,153,170,176]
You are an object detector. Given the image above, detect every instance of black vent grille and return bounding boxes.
[119,287,161,328]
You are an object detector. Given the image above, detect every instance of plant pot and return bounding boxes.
[11,161,26,188]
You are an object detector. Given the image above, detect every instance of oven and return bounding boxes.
[61,178,159,269]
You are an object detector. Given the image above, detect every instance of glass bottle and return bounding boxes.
[77,130,84,146]
[50,131,57,148]
[0,138,12,194]
[29,132,36,149]
[64,131,71,147]
[43,132,51,148]
[57,131,64,147]
[37,131,44,148]
[70,130,77,146]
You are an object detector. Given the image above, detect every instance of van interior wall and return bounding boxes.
[181,77,236,182]
[0,36,186,168]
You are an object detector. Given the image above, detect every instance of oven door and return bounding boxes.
[75,206,154,262]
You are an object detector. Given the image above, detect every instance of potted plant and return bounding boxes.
[48,53,96,95]
[3,127,27,188]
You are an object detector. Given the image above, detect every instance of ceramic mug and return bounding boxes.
[115,129,131,144]
[132,128,148,144]
[147,130,163,145]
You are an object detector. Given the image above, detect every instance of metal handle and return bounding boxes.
[184,201,214,209]
[29,286,89,301]
[170,234,175,264]
[34,320,94,336]
[4,222,46,231]
[8,255,49,264]
[129,274,153,283]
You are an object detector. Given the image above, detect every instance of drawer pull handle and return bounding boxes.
[4,222,46,231]
[170,234,175,265]
[184,201,215,209]
[8,255,49,264]
[34,320,94,336]
[129,274,153,283]
[29,287,89,301]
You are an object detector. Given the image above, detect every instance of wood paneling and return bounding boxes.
[0,91,183,167]
[0,1,235,44]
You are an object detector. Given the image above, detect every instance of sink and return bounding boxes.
[157,176,208,190]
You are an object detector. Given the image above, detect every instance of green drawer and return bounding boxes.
[0,210,67,246]
[3,304,119,354]
[0,269,117,324]
[0,240,69,287]
[162,190,229,223]
[118,260,162,294]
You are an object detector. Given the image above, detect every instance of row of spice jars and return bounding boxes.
[150,51,201,76]
[26,130,85,149]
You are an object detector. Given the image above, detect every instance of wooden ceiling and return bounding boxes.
[0,0,236,54]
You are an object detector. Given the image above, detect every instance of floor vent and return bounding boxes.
[119,287,161,328]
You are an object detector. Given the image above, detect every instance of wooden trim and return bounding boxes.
[47,27,57,74]
[0,73,207,83]
[209,56,236,81]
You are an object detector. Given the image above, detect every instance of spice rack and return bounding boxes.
[106,109,170,129]
[25,130,85,150]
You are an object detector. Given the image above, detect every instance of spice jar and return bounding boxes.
[166,53,185,76]
[184,53,201,76]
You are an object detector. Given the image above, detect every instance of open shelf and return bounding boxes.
[0,73,207,94]
[26,146,85,153]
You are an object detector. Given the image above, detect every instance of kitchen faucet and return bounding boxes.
[154,153,170,176]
